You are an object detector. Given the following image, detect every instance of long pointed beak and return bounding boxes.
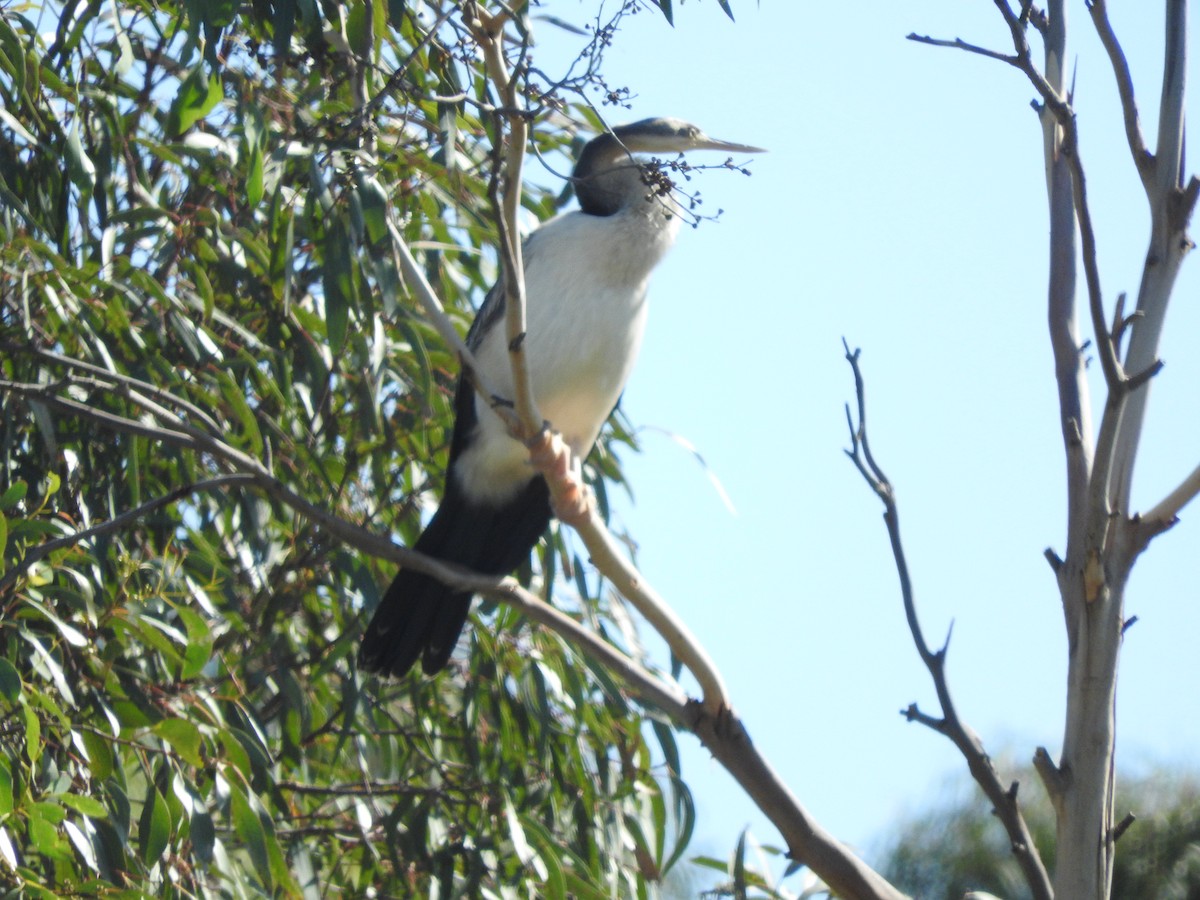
[692,133,766,154]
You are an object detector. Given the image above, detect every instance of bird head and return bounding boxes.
[573,117,764,217]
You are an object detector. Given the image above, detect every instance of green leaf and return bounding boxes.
[0,659,21,703]
[65,116,97,194]
[503,794,535,867]
[0,825,17,871]
[231,786,271,889]
[246,141,264,207]
[23,702,41,764]
[215,370,264,458]
[662,777,695,876]
[154,718,204,768]
[322,215,358,355]
[54,792,108,820]
[654,0,673,26]
[28,803,70,862]
[137,787,170,865]
[732,827,747,895]
[174,604,214,680]
[166,65,223,137]
[518,813,568,899]
[0,759,12,816]
[63,819,98,871]
[0,481,26,511]
[190,807,215,864]
[79,729,113,781]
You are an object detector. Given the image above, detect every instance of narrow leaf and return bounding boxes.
[167,66,223,137]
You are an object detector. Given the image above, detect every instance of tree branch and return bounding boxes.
[0,474,257,596]
[905,33,1019,67]
[468,3,542,441]
[0,372,687,716]
[2,361,911,900]
[1109,0,1196,510]
[460,8,732,715]
[1140,459,1200,527]
[843,344,1053,900]
[1086,0,1153,185]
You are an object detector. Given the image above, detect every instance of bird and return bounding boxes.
[359,118,764,678]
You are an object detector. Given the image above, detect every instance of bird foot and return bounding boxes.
[527,430,592,526]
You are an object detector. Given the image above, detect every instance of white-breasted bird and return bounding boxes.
[359,118,763,677]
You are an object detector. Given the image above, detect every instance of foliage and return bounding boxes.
[0,0,701,895]
[878,767,1200,900]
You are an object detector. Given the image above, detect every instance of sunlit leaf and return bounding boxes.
[0,825,17,871]
[154,718,204,768]
[231,786,271,890]
[166,65,223,137]
[54,793,108,820]
[0,481,27,511]
[79,730,114,781]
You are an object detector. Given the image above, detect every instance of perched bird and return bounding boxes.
[359,118,763,677]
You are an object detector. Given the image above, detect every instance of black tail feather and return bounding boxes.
[360,475,552,677]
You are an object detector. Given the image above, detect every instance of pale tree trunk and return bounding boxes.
[904,3,1200,898]
[1041,2,1195,898]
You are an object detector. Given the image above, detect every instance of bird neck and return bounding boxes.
[574,134,676,220]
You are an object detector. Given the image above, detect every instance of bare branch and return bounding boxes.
[1086,0,1153,184]
[843,347,1053,900]
[386,218,523,435]
[468,4,542,440]
[0,343,223,433]
[1058,119,1124,391]
[1141,459,1200,526]
[902,702,947,734]
[905,33,1019,67]
[1109,0,1195,509]
[1033,745,1066,807]
[689,707,910,900]
[1110,811,1136,843]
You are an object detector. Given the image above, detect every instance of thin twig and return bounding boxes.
[0,343,224,434]
[906,33,1019,67]
[386,218,522,434]
[0,474,256,596]
[842,345,1053,900]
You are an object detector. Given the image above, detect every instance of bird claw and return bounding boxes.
[527,429,592,526]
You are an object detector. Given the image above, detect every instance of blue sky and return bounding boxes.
[533,0,1200,881]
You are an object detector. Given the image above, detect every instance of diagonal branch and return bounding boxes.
[385,217,522,435]
[1086,0,1153,185]
[0,474,257,596]
[2,362,911,900]
[1141,459,1200,527]
[842,344,1053,900]
[0,373,688,717]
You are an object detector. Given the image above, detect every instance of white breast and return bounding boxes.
[454,203,680,504]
